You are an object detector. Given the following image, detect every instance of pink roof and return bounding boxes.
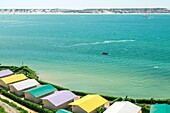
[0,69,14,78]
[42,90,77,107]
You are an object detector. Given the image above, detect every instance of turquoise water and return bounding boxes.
[0,14,170,98]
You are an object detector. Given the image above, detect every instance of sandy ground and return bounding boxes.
[0,100,19,113]
[0,94,37,113]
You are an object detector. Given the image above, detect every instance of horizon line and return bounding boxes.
[0,7,169,10]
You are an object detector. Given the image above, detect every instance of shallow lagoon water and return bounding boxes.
[0,14,170,98]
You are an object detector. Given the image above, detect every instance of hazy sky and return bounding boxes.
[0,0,170,9]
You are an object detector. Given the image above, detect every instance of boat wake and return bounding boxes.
[3,24,38,28]
[60,39,135,47]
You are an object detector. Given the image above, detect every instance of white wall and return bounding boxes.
[138,110,142,113]
[43,99,73,110]
[24,92,41,103]
[10,86,23,96]
[72,106,87,113]
[0,80,8,89]
[43,100,56,110]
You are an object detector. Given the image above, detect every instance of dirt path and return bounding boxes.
[0,94,37,113]
[0,100,19,113]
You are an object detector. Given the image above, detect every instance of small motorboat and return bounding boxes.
[143,14,148,19]
[101,52,108,55]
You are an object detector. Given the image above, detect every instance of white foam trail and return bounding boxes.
[61,40,135,47]
[4,24,38,28]
[153,66,159,69]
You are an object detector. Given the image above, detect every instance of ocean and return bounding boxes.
[0,14,170,98]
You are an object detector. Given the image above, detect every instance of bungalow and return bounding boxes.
[69,94,108,113]
[24,84,57,103]
[0,74,28,89]
[56,109,72,113]
[9,79,40,96]
[150,104,170,113]
[42,90,77,110]
[0,69,14,78]
[103,101,142,113]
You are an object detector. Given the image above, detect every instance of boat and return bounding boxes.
[101,52,108,55]
[143,13,148,19]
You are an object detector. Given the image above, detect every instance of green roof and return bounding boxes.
[150,104,170,113]
[56,109,72,113]
[24,84,57,98]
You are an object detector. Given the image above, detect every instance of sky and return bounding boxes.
[0,0,170,9]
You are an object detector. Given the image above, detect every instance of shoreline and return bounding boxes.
[0,65,169,100]
[1,62,169,99]
[0,12,170,15]
[34,67,169,99]
[0,65,169,113]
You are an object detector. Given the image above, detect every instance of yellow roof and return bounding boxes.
[1,74,28,84]
[69,95,108,113]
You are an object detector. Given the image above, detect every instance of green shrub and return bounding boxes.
[138,104,150,113]
[0,97,27,113]
[71,90,91,96]
[136,98,170,104]
[0,106,7,113]
[136,99,153,104]
[0,66,18,72]
[102,95,119,101]
[155,99,170,104]
[110,97,123,104]
[37,79,69,90]
[123,98,135,103]
[96,107,105,113]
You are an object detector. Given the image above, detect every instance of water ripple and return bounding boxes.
[60,39,136,47]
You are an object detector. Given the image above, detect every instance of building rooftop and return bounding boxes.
[42,90,77,107]
[1,74,28,85]
[56,109,72,113]
[10,79,40,91]
[69,94,108,113]
[150,104,170,113]
[103,101,141,113]
[24,84,57,98]
[0,69,14,78]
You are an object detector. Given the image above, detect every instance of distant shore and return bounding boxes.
[1,12,170,15]
[0,8,169,14]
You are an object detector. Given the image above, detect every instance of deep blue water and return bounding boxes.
[0,14,170,98]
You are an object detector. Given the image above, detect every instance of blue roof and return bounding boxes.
[56,109,72,113]
[24,84,57,98]
[150,104,170,113]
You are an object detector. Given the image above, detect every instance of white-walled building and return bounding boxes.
[24,84,57,103]
[69,94,108,113]
[0,69,14,78]
[42,90,77,110]
[103,101,142,113]
[0,74,28,89]
[10,79,40,96]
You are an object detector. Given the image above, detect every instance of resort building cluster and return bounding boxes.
[0,8,169,14]
[0,69,169,113]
